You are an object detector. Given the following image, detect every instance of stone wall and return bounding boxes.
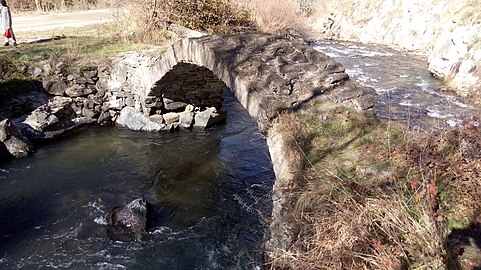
[308,0,481,99]
[150,63,225,110]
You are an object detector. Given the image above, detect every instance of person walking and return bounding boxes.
[1,0,17,46]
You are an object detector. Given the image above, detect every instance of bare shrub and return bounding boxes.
[10,0,108,11]
[109,0,171,44]
[110,0,254,44]
[9,0,36,11]
[157,0,254,34]
[236,0,303,34]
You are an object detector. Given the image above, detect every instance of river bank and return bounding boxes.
[302,0,481,104]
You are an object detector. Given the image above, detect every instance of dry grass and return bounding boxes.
[273,193,445,269]
[235,0,303,34]
[268,104,481,269]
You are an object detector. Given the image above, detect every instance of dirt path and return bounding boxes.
[13,9,114,33]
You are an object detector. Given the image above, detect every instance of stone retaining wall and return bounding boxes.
[309,0,481,99]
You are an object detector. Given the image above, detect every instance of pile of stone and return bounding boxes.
[116,104,226,132]
[0,61,227,160]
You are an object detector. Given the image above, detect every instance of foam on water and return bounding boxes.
[94,216,108,225]
[313,39,479,129]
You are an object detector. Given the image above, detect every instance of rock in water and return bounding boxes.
[107,198,151,236]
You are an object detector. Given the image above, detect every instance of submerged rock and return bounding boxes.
[0,119,33,159]
[107,198,151,235]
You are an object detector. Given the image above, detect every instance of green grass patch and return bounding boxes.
[0,23,162,83]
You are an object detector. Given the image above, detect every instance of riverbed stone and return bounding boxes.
[149,114,164,125]
[102,96,125,111]
[0,119,13,142]
[48,81,67,96]
[67,73,80,81]
[97,110,111,124]
[163,112,180,124]
[107,198,151,237]
[23,97,75,132]
[4,135,32,158]
[352,94,375,111]
[178,111,194,129]
[30,67,43,78]
[83,70,98,80]
[141,121,163,132]
[164,101,188,112]
[116,107,149,130]
[81,107,99,119]
[65,84,96,97]
[193,107,226,129]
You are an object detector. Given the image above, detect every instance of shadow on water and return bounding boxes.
[0,191,52,256]
[445,222,481,270]
[0,90,274,269]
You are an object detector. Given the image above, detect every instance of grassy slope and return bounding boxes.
[0,23,166,99]
[271,103,481,269]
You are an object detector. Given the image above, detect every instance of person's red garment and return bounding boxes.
[3,28,11,38]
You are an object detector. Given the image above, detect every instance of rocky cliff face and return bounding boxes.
[309,0,481,100]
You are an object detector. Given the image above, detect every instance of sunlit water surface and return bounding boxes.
[314,40,480,129]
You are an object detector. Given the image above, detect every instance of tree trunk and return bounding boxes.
[35,0,43,11]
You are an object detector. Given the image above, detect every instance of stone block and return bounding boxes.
[116,107,149,131]
[4,136,32,158]
[0,119,13,142]
[193,107,227,129]
[149,114,164,125]
[165,101,188,112]
[163,112,180,124]
[178,111,194,129]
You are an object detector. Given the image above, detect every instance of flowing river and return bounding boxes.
[1,39,479,270]
[0,91,274,269]
[313,40,480,129]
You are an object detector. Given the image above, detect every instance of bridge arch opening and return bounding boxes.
[134,61,240,130]
[145,62,227,115]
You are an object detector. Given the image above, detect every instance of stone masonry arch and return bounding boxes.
[109,32,374,133]
[3,31,376,251]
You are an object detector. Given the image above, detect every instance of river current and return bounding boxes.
[313,40,479,129]
[0,91,274,269]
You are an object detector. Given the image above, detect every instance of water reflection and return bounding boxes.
[0,91,274,269]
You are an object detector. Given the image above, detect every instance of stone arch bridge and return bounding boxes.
[0,31,375,251]
[105,32,374,252]
[108,32,374,133]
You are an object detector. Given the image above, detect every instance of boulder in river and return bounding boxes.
[107,198,152,240]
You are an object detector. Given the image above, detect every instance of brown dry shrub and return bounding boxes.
[159,0,254,34]
[110,1,175,44]
[9,0,36,11]
[10,0,106,11]
[111,0,254,43]
[269,105,481,269]
[236,0,304,34]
